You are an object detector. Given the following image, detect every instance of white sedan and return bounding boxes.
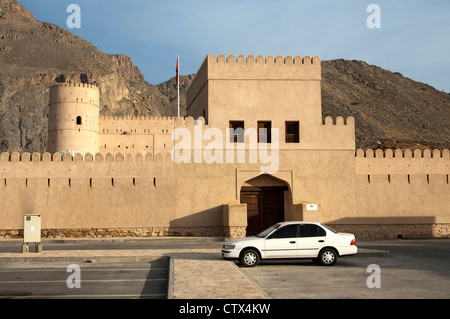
[222,221,357,267]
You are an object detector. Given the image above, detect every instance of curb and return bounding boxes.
[167,257,174,299]
[350,248,390,257]
[0,254,166,264]
[0,236,228,246]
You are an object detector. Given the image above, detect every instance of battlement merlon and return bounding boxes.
[49,82,100,107]
[355,148,450,175]
[50,82,99,90]
[209,54,321,80]
[187,54,321,105]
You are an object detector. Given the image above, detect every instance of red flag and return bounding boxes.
[176,57,179,84]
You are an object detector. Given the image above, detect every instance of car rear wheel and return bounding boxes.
[239,249,260,267]
[318,248,338,266]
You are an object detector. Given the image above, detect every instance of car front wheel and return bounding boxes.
[318,248,338,266]
[239,249,260,267]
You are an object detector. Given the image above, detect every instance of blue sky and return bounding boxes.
[18,0,450,91]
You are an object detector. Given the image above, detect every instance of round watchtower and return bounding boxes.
[47,82,100,155]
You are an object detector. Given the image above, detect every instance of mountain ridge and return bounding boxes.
[0,0,448,153]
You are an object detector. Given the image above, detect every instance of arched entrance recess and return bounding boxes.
[240,174,291,236]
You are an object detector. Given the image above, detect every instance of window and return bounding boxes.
[285,121,299,143]
[76,116,82,125]
[269,225,298,239]
[299,224,326,237]
[257,121,271,143]
[229,121,245,143]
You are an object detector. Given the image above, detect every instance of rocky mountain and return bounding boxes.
[321,59,450,150]
[0,0,174,153]
[0,0,449,154]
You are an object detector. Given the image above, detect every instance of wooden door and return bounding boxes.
[240,187,285,236]
[240,192,261,236]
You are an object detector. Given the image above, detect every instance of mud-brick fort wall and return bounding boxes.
[0,148,242,239]
[0,54,449,240]
[340,148,450,239]
[98,116,175,156]
[0,151,176,237]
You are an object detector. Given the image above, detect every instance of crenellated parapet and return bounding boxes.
[323,116,355,126]
[210,54,320,65]
[0,151,160,163]
[205,53,321,80]
[355,148,450,175]
[356,148,450,159]
[188,53,321,94]
[0,151,174,180]
[49,82,99,106]
[99,115,176,134]
[99,115,176,121]
[50,82,99,89]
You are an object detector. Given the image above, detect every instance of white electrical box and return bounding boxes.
[23,214,41,243]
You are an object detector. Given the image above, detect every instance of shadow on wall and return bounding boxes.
[326,216,443,239]
[169,206,224,237]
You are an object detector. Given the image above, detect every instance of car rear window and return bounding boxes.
[299,224,326,237]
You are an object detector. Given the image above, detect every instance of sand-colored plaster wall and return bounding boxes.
[47,83,100,155]
[0,54,448,239]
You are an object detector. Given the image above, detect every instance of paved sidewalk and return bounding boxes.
[0,238,387,299]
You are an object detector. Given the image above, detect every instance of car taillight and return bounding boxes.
[350,239,356,245]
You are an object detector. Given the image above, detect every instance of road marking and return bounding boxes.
[0,268,168,272]
[0,278,167,283]
[0,294,166,298]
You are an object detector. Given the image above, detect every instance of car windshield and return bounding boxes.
[321,224,338,234]
[255,224,280,238]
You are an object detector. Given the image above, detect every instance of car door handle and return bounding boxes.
[318,240,324,243]
[290,241,296,244]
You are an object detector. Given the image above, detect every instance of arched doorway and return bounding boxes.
[240,175,290,236]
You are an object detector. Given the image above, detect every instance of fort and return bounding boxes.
[0,54,448,239]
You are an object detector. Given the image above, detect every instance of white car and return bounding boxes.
[222,221,357,267]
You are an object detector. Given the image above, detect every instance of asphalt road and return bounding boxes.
[0,238,224,253]
[0,238,448,300]
[0,258,169,299]
[239,239,450,299]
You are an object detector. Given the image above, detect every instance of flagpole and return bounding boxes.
[177,54,180,118]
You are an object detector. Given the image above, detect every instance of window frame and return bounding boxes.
[285,121,300,143]
[229,121,245,143]
[299,224,326,238]
[257,121,272,143]
[268,224,299,239]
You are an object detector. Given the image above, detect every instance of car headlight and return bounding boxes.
[223,244,236,249]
